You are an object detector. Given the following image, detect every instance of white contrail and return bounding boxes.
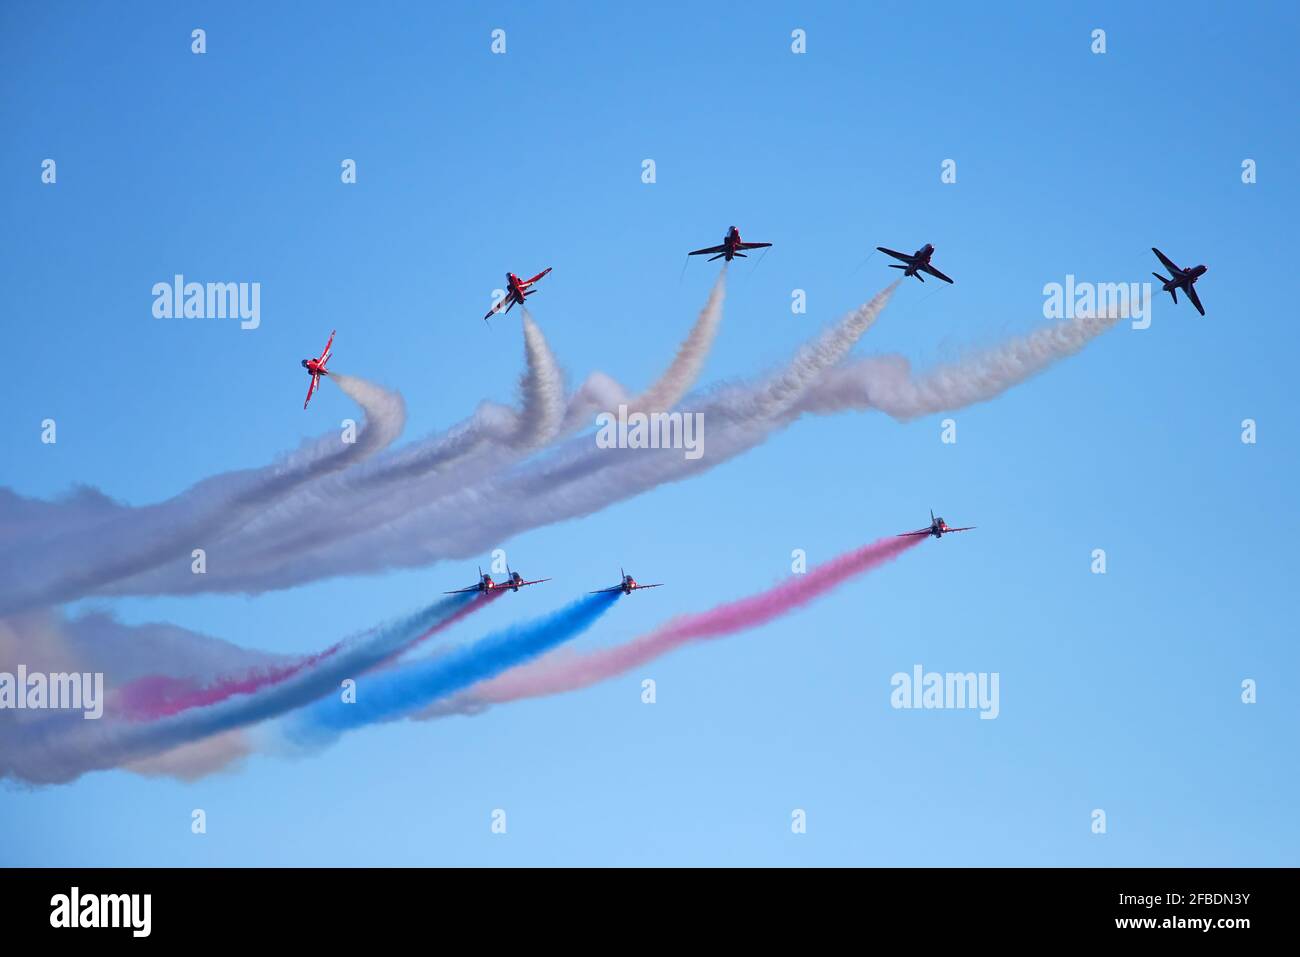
[114,284,900,594]
[204,284,1123,591]
[0,374,405,615]
[260,270,725,522]
[111,275,733,595]
[0,312,565,617]
[353,311,566,487]
[512,313,567,448]
[557,269,727,431]
[625,269,727,413]
[792,308,1126,420]
[1,286,1122,606]
[228,315,568,567]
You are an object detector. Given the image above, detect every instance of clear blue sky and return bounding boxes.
[1,1,1296,866]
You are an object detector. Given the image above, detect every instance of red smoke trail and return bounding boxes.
[120,591,501,720]
[117,647,343,720]
[464,535,923,706]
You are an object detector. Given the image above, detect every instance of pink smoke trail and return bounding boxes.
[450,534,924,709]
[117,646,344,720]
[120,592,501,720]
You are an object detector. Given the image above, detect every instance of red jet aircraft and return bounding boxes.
[444,565,550,594]
[590,568,664,595]
[897,510,976,539]
[688,226,772,262]
[301,330,335,409]
[484,268,553,322]
[1151,247,1208,316]
[876,243,954,284]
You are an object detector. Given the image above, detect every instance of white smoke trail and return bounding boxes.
[0,312,566,617]
[559,371,630,433]
[0,374,405,615]
[350,311,566,488]
[557,269,726,432]
[250,271,724,540]
[109,275,732,595]
[625,269,727,413]
[224,316,567,568]
[792,308,1125,420]
[193,285,1121,591]
[512,313,567,448]
[114,283,900,593]
[1,286,1121,607]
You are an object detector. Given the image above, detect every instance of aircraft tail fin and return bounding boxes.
[1153,273,1176,302]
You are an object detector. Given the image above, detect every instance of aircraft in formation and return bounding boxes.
[484,268,553,322]
[897,510,976,539]
[1151,247,1208,316]
[444,566,551,595]
[590,569,664,595]
[688,225,772,262]
[300,329,335,410]
[286,229,1215,570]
[440,566,663,596]
[876,243,954,284]
[297,224,1208,462]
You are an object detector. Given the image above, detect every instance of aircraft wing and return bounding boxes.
[319,329,336,363]
[513,578,551,588]
[632,583,664,590]
[484,297,515,322]
[1185,283,1205,316]
[688,244,727,256]
[588,585,625,594]
[876,247,915,263]
[303,375,319,410]
[896,529,932,537]
[443,585,483,594]
[921,263,955,284]
[737,242,772,251]
[520,268,552,287]
[1151,247,1180,275]
[945,526,976,533]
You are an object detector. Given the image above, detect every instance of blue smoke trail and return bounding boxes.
[284,591,621,747]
